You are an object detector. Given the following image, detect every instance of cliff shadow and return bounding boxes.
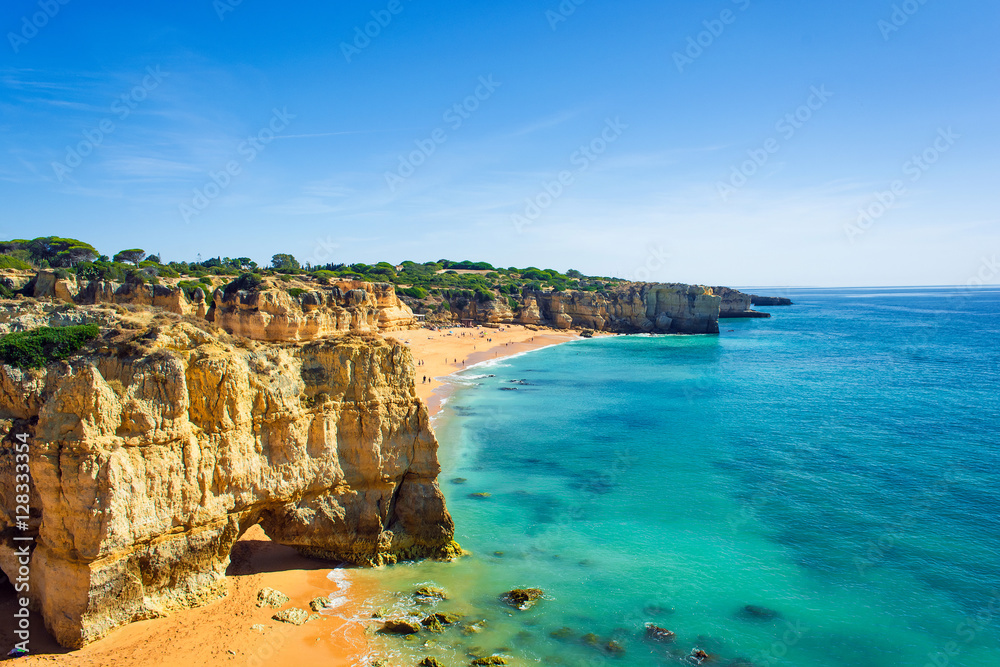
[226,523,337,578]
[0,566,74,658]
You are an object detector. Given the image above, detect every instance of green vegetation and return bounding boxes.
[271,253,299,272]
[0,255,33,271]
[0,324,100,369]
[113,249,146,266]
[286,287,307,298]
[224,272,263,296]
[0,235,626,316]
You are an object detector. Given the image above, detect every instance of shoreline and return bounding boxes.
[383,324,583,417]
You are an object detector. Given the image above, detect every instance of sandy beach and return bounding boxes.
[383,324,581,415]
[1,325,580,666]
[1,526,372,667]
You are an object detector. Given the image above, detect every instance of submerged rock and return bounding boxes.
[581,633,600,646]
[414,586,449,602]
[257,588,290,608]
[382,619,422,635]
[421,616,445,633]
[741,604,781,620]
[605,640,626,655]
[642,604,675,616]
[644,623,676,642]
[451,478,468,484]
[469,492,491,499]
[272,608,310,625]
[419,659,445,667]
[461,620,488,635]
[689,649,710,664]
[470,658,508,666]
[502,588,545,610]
[422,612,461,627]
[550,627,575,639]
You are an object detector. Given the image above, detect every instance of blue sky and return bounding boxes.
[1,0,997,286]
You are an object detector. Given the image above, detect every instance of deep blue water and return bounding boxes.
[363,286,1000,667]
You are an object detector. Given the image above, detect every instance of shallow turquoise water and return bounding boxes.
[363,286,1000,667]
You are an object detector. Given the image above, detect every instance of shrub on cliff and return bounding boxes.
[224,272,263,296]
[399,286,428,299]
[0,254,33,270]
[0,324,100,369]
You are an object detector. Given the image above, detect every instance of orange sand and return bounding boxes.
[1,526,371,667]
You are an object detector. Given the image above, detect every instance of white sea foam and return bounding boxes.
[323,568,352,609]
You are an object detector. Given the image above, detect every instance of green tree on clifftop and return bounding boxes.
[114,249,146,266]
[271,253,299,271]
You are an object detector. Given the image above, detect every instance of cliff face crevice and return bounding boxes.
[0,322,455,648]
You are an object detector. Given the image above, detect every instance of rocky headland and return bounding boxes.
[0,304,456,648]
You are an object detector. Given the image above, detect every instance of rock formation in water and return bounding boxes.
[0,313,455,648]
[711,287,772,319]
[750,295,793,307]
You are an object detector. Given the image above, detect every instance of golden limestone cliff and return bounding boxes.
[0,314,456,648]
[21,271,417,339]
[208,281,416,339]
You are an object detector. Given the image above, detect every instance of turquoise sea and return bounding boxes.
[359,286,1000,667]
